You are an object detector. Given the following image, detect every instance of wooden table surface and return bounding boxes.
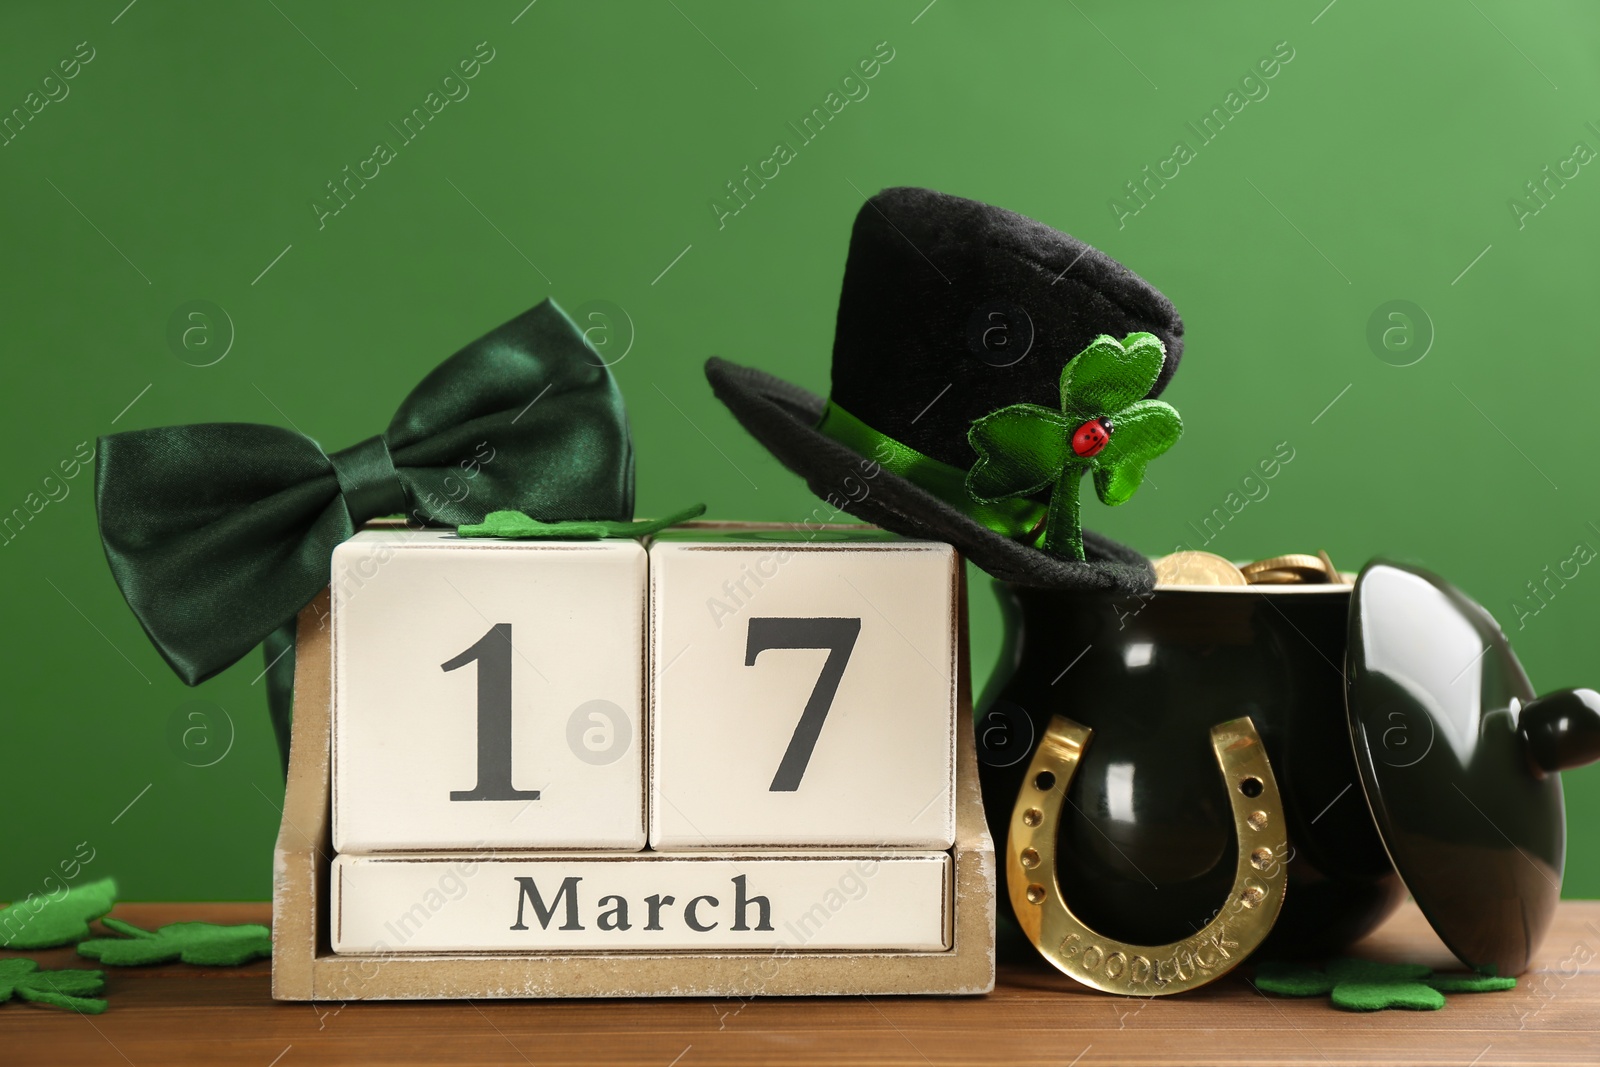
[4,901,1597,1066]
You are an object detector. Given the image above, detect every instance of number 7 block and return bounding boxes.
[647,530,958,850]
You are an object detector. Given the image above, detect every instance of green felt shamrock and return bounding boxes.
[967,333,1181,561]
[77,918,271,967]
[1254,957,1516,1011]
[0,877,118,950]
[0,958,107,1013]
[458,502,706,540]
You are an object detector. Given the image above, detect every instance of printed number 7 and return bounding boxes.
[745,617,861,792]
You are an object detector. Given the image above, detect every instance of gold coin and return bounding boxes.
[1153,551,1249,587]
[1240,554,1326,580]
[1317,549,1346,586]
[1244,568,1303,585]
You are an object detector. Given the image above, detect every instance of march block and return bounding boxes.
[647,529,958,850]
[330,851,953,953]
[331,530,647,852]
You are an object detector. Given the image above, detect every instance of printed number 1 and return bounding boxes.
[745,617,861,791]
[442,623,541,802]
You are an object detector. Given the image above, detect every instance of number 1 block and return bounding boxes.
[648,530,958,850]
[332,531,647,853]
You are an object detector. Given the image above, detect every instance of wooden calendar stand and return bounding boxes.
[271,527,996,999]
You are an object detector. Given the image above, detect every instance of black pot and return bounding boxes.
[976,561,1600,983]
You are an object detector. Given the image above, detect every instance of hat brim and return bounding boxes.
[705,357,1155,593]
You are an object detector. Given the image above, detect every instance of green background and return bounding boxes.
[3,0,1597,903]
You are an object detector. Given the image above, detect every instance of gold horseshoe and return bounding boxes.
[1007,715,1288,996]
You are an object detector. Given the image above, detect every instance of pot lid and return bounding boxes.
[1345,560,1600,975]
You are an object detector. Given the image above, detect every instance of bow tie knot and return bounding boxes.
[328,433,409,526]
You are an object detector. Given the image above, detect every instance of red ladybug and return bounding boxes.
[1071,418,1112,458]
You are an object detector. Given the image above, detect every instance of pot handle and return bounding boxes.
[1007,715,1289,996]
[1519,687,1600,775]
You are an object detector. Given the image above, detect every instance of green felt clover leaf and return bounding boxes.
[1093,400,1184,506]
[0,877,118,950]
[1060,332,1169,421]
[458,503,706,540]
[0,958,107,1014]
[1255,958,1517,1012]
[966,407,1073,501]
[967,333,1181,561]
[77,918,271,967]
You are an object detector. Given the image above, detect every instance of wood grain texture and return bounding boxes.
[4,900,1597,1066]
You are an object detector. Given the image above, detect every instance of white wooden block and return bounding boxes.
[648,532,957,850]
[332,530,646,852]
[331,851,952,953]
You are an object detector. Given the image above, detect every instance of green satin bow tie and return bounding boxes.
[95,299,635,689]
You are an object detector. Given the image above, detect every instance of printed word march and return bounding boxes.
[511,874,775,934]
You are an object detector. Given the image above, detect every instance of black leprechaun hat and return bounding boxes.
[705,186,1185,591]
